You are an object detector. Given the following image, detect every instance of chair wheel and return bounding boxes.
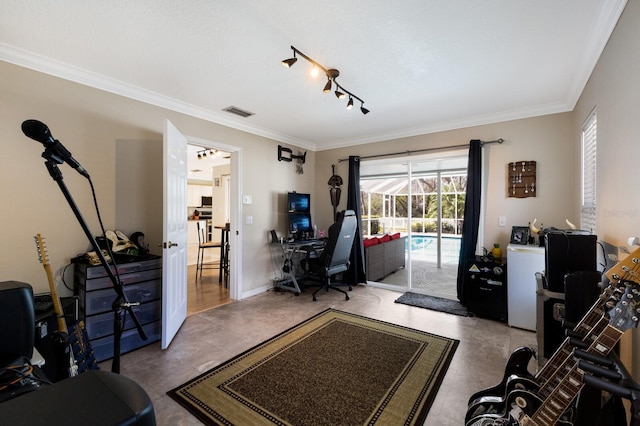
[348,286,353,291]
[295,292,300,296]
[313,296,318,301]
[345,295,350,300]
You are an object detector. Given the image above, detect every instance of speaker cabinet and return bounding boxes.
[544,231,597,292]
[0,281,35,365]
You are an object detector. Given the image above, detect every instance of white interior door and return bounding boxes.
[162,119,188,349]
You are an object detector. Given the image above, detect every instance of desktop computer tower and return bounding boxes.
[544,230,597,292]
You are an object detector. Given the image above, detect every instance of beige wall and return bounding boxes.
[0,61,315,298]
[316,112,577,253]
[574,0,640,377]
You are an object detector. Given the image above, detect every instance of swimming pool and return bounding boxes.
[406,235,461,263]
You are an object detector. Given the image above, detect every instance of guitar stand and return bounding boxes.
[575,348,640,425]
[42,158,146,374]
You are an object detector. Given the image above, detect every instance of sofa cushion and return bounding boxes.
[363,238,378,248]
[391,232,401,240]
[378,234,391,243]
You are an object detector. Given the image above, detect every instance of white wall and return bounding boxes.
[573,0,640,378]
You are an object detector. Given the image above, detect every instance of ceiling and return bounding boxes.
[0,1,627,151]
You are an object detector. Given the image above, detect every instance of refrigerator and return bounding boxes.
[507,244,545,330]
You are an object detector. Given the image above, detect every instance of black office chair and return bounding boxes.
[303,210,357,301]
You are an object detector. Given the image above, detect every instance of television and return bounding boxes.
[287,192,310,213]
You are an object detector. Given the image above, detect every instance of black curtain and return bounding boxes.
[456,140,482,304]
[343,156,367,284]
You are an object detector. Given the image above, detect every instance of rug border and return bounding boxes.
[167,308,459,425]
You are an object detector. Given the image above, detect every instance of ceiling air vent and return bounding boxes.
[222,106,254,118]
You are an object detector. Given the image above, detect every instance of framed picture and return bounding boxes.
[510,226,530,245]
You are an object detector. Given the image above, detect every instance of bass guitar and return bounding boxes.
[466,281,640,425]
[34,234,78,380]
[467,246,640,415]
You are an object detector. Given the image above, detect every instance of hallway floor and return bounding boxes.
[100,284,536,426]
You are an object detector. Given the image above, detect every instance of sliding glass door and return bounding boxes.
[360,152,467,299]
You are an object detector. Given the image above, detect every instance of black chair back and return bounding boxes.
[319,210,357,275]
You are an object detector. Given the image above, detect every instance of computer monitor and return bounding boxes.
[287,192,310,213]
[289,212,313,236]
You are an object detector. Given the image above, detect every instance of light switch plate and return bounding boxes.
[499,216,507,227]
[243,194,252,204]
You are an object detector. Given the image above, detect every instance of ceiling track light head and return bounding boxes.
[282,46,369,114]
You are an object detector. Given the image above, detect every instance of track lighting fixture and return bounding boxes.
[196,148,218,159]
[281,45,369,114]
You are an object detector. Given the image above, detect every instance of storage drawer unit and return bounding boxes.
[74,255,162,362]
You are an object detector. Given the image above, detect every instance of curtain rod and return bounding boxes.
[337,138,504,162]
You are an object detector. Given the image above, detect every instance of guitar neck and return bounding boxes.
[531,325,622,425]
[42,262,68,333]
[35,234,68,333]
[535,286,612,385]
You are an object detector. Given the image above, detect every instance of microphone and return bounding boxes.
[22,119,90,179]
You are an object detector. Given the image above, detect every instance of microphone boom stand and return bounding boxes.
[42,156,147,374]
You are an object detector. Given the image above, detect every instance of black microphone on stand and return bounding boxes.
[22,119,90,179]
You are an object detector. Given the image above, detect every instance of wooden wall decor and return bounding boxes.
[508,161,536,198]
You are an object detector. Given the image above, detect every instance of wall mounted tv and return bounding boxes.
[287,192,310,213]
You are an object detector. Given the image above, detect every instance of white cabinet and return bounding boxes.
[188,184,213,207]
[507,244,545,331]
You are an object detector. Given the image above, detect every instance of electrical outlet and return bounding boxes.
[498,216,507,227]
[245,215,253,225]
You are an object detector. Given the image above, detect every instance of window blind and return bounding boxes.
[581,110,597,233]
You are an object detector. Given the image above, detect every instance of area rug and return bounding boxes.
[395,292,469,317]
[167,309,458,425]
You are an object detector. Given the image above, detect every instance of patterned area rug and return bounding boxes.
[395,292,469,317]
[168,309,458,425]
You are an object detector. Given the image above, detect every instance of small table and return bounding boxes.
[215,224,230,285]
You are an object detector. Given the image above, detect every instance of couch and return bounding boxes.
[363,233,406,282]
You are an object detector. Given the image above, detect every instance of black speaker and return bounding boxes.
[0,281,35,366]
[544,230,597,292]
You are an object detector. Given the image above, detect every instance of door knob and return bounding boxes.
[162,241,179,248]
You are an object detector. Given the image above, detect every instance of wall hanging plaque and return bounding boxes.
[507,161,536,198]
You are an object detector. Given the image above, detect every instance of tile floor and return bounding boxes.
[100,284,536,426]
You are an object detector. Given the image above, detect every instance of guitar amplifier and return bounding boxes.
[544,230,597,292]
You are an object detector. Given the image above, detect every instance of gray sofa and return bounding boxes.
[364,235,406,282]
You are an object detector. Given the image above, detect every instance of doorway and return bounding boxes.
[185,142,234,315]
[360,151,467,300]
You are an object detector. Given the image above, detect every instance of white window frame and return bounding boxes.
[581,109,597,234]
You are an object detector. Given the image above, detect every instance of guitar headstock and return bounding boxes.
[34,233,50,267]
[605,246,640,283]
[606,280,640,332]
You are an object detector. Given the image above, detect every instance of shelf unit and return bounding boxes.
[74,255,162,362]
[507,160,536,198]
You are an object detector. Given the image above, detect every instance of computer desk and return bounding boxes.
[272,239,325,294]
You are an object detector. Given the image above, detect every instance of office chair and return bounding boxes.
[196,221,223,283]
[303,210,357,301]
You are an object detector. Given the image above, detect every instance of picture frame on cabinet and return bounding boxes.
[510,226,529,245]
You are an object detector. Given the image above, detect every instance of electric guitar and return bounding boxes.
[34,234,79,380]
[467,246,640,413]
[466,281,640,426]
